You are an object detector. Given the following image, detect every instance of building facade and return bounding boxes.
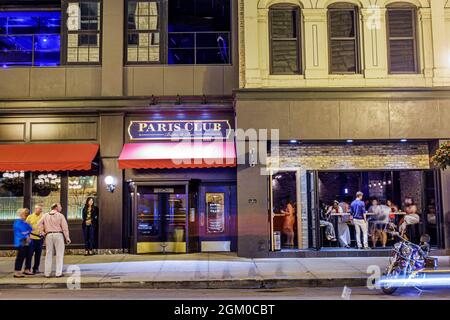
[0,0,239,254]
[236,0,450,257]
[1,0,450,258]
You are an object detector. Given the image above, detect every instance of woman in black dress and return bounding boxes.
[82,197,99,256]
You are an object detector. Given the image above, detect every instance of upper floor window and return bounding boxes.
[126,0,161,63]
[328,3,359,74]
[126,0,231,65]
[168,0,231,64]
[269,4,301,75]
[0,11,61,67]
[64,0,102,64]
[386,4,418,73]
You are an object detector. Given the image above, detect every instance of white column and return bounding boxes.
[257,8,270,80]
[418,8,434,82]
[302,9,328,79]
[360,7,388,79]
[243,1,262,87]
[430,0,450,82]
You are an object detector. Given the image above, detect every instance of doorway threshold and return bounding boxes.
[268,248,392,258]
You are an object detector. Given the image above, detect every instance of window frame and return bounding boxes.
[0,7,63,67]
[124,0,165,65]
[268,4,302,75]
[124,0,233,66]
[386,5,419,74]
[327,3,361,74]
[62,0,103,66]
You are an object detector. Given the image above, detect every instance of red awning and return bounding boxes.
[0,144,99,172]
[118,141,236,169]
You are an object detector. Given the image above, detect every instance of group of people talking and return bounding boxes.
[320,191,420,249]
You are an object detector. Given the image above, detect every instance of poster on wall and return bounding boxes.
[206,193,225,234]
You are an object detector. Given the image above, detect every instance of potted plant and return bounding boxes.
[431,141,450,170]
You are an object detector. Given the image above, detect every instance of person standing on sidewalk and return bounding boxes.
[82,197,99,256]
[350,192,370,250]
[24,204,44,275]
[13,208,32,278]
[38,203,71,278]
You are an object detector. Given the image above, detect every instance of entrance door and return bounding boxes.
[133,184,188,254]
[198,184,237,252]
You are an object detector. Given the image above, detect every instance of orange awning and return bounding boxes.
[0,144,99,172]
[118,141,236,169]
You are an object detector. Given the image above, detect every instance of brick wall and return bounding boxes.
[271,142,431,170]
[269,142,431,248]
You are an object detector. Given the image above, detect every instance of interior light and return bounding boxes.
[346,139,353,143]
[290,140,298,144]
[400,139,408,142]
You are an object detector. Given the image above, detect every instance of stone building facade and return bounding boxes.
[236,0,450,257]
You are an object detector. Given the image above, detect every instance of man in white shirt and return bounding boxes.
[38,203,71,278]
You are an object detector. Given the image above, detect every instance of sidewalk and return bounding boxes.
[0,253,449,289]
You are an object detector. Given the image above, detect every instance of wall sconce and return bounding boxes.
[104,175,116,193]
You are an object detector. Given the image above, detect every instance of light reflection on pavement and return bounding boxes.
[1,287,450,300]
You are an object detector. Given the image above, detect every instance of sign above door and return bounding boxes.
[128,120,232,141]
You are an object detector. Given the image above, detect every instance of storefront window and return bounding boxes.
[32,173,61,212]
[68,176,97,220]
[0,171,25,220]
[314,170,442,249]
[270,171,298,250]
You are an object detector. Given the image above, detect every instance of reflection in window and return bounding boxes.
[32,173,61,212]
[0,11,61,67]
[65,0,101,63]
[168,0,231,64]
[0,172,25,220]
[68,176,97,220]
[328,4,359,73]
[127,0,161,63]
[269,5,301,74]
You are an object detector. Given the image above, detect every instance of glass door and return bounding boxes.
[423,170,443,247]
[134,184,188,254]
[270,170,299,251]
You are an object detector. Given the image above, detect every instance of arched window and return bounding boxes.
[328,3,360,74]
[386,3,419,73]
[269,4,301,74]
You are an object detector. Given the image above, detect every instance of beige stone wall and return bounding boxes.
[240,0,450,88]
[0,0,239,99]
[236,98,450,140]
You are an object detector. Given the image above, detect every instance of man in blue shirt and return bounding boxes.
[350,192,369,249]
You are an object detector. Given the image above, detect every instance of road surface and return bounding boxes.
[1,287,450,300]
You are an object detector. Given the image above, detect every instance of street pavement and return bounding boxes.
[0,253,449,290]
[2,287,450,300]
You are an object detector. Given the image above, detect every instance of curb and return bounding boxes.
[0,277,368,290]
